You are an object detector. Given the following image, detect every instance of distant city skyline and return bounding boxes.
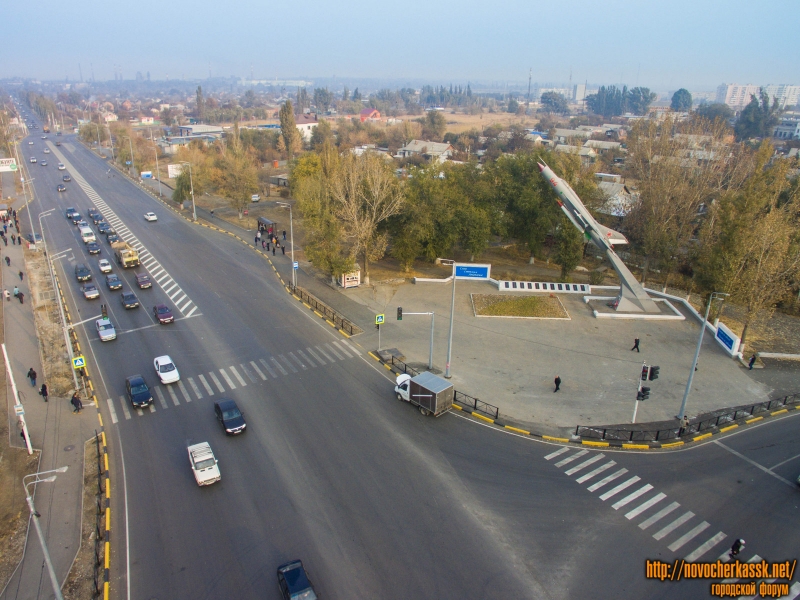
[5,0,798,91]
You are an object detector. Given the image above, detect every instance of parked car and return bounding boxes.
[135,272,151,289]
[153,355,180,384]
[125,375,152,408]
[92,214,105,225]
[144,212,158,222]
[25,233,43,243]
[277,560,317,600]
[96,318,117,341]
[97,222,112,234]
[74,263,91,281]
[187,442,220,486]
[98,259,112,273]
[153,304,173,324]
[106,274,122,290]
[120,291,139,309]
[214,399,246,435]
[82,283,100,300]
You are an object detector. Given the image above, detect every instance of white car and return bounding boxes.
[28,141,33,145]
[58,163,65,170]
[144,212,157,222]
[98,259,112,273]
[153,355,180,384]
[251,194,260,202]
[187,442,221,486]
[43,148,50,154]
[95,318,116,342]
[30,157,36,163]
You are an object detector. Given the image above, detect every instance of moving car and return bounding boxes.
[125,375,152,408]
[55,141,61,146]
[86,241,101,255]
[28,141,33,145]
[251,194,260,202]
[65,207,79,219]
[153,304,173,324]
[76,219,89,228]
[62,174,71,182]
[96,318,117,341]
[92,215,105,225]
[74,263,91,281]
[29,157,36,163]
[40,160,47,166]
[43,147,50,154]
[97,222,113,234]
[120,291,139,309]
[57,184,66,192]
[277,560,317,600]
[214,399,246,435]
[135,272,151,289]
[98,259,112,273]
[153,355,180,384]
[144,212,158,222]
[58,163,65,170]
[87,208,101,219]
[106,233,120,244]
[105,274,122,290]
[187,442,221,486]
[82,283,99,300]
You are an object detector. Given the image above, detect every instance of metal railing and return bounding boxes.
[575,392,800,442]
[92,431,106,598]
[384,356,500,420]
[290,285,363,336]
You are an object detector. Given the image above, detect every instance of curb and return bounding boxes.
[369,352,800,452]
[55,268,110,599]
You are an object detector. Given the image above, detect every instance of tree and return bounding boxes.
[695,103,733,123]
[196,86,205,122]
[218,148,259,219]
[628,87,657,115]
[671,88,693,111]
[352,88,362,102]
[279,101,302,159]
[160,108,175,127]
[309,119,335,149]
[507,98,519,114]
[540,92,569,115]
[734,90,782,141]
[242,89,257,108]
[313,88,333,112]
[553,217,584,280]
[420,110,446,140]
[342,86,350,102]
[296,87,310,114]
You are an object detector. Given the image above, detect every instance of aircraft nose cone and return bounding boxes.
[537,162,545,172]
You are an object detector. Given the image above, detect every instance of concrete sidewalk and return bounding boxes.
[0,171,91,600]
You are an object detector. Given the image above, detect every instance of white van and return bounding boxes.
[79,226,96,243]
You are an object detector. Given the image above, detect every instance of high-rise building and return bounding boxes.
[715,83,761,110]
[762,84,800,109]
[573,83,586,103]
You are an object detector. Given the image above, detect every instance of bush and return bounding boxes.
[589,270,605,285]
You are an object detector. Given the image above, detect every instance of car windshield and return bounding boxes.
[131,383,148,394]
[195,458,216,469]
[291,591,317,600]
[98,323,112,331]
[159,363,175,373]
[222,408,241,420]
[157,306,169,314]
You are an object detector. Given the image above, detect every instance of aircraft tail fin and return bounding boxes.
[595,223,628,246]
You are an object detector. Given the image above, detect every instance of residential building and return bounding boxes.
[573,84,587,103]
[773,111,800,140]
[716,84,761,110]
[762,85,800,109]
[397,140,454,163]
[597,182,636,217]
[176,124,223,138]
[553,128,591,143]
[554,144,597,164]
[102,113,118,123]
[360,108,381,122]
[295,114,318,141]
[584,140,622,154]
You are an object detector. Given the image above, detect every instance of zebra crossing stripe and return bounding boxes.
[624,492,667,520]
[653,511,695,541]
[721,555,762,584]
[587,468,628,492]
[288,352,306,370]
[271,357,288,375]
[565,454,605,475]
[326,343,344,360]
[260,358,278,378]
[599,476,641,501]
[544,447,571,461]
[188,377,203,399]
[106,398,118,424]
[305,347,325,365]
[332,341,352,358]
[239,363,257,382]
[341,340,360,355]
[555,449,588,467]
[296,349,315,367]
[120,396,131,420]
[208,371,225,392]
[167,385,180,406]
[279,355,298,373]
[185,306,199,318]
[250,361,267,380]
[639,502,681,530]
[228,365,247,386]
[684,532,727,562]
[154,386,168,409]
[611,484,653,510]
[667,521,710,552]
[177,380,192,402]
[199,374,215,395]
[576,460,616,484]
[315,345,334,362]
[148,404,156,413]
[219,368,237,389]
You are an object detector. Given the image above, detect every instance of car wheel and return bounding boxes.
[418,406,429,416]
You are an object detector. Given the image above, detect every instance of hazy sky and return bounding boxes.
[5,0,798,90]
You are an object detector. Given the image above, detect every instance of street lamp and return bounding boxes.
[179,162,197,221]
[122,136,135,177]
[677,291,729,420]
[24,466,69,600]
[276,202,295,288]
[149,129,163,197]
[440,259,457,379]
[106,124,114,162]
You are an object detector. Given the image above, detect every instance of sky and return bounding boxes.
[4,0,798,91]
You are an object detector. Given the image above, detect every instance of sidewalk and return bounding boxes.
[0,171,90,600]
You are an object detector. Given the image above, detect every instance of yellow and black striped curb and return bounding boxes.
[368,352,800,451]
[54,270,111,599]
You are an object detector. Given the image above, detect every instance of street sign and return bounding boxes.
[72,356,86,369]
[454,263,491,280]
[125,161,131,165]
[293,261,299,270]
[0,158,18,173]
[375,314,385,325]
[14,405,24,417]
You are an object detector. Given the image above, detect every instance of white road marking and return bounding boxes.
[250,361,267,380]
[177,380,192,403]
[565,454,605,475]
[148,404,156,413]
[208,371,225,392]
[239,363,257,382]
[341,340,360,355]
[154,386,168,409]
[325,343,344,360]
[119,397,131,420]
[611,484,653,510]
[587,468,628,492]
[315,345,335,362]
[173,293,187,306]
[684,532,727,562]
[279,355,298,373]
[305,347,325,365]
[271,357,288,375]
[106,398,118,424]
[625,492,666,520]
[185,306,199,318]
[638,501,680,530]
[667,521,710,552]
[229,365,247,386]
[179,298,193,312]
[260,358,278,378]
[544,447,570,461]
[332,341,352,358]
[288,352,307,370]
[714,440,795,487]
[555,450,588,467]
[198,374,214,395]
[599,476,641,501]
[187,378,202,399]
[167,385,180,406]
[219,368,237,389]
[296,350,315,367]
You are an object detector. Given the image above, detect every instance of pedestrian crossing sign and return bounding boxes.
[375,314,385,325]
[72,356,86,369]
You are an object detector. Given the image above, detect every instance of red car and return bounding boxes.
[153,304,174,324]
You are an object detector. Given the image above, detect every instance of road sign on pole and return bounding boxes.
[375,314,385,325]
[72,356,86,369]
[293,261,299,270]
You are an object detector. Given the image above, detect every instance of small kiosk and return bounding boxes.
[338,264,361,289]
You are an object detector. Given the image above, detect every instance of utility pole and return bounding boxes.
[526,68,532,110]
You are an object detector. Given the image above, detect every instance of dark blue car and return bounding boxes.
[125,375,152,408]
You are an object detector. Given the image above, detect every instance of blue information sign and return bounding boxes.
[715,327,734,351]
[454,264,490,279]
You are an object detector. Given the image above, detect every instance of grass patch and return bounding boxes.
[472,294,569,318]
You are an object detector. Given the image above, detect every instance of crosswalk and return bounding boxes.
[47,142,198,317]
[544,447,800,599]
[106,339,361,423]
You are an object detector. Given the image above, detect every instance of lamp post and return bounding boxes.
[2,343,32,454]
[122,136,135,177]
[11,141,37,244]
[179,162,197,221]
[276,202,295,288]
[149,129,162,197]
[24,467,69,600]
[106,125,114,162]
[440,259,456,378]
[677,291,729,420]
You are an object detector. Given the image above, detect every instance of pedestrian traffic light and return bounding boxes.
[649,366,660,381]
[101,304,107,319]
[397,307,402,320]
[641,365,649,381]
[637,387,651,401]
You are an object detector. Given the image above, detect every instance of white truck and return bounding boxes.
[394,371,454,417]
[187,442,221,486]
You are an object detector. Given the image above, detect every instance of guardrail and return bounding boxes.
[575,392,800,442]
[383,356,500,420]
[91,430,108,598]
[290,285,363,336]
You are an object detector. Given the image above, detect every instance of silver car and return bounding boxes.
[95,318,116,342]
[82,283,100,300]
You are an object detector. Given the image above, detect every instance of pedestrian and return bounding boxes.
[678,415,689,436]
[262,240,266,250]
[272,245,275,256]
[71,392,82,413]
[27,368,37,387]
[20,430,26,444]
[281,244,285,255]
[3,289,9,301]
[2,236,6,246]
[554,375,561,393]
[10,234,15,244]
[256,230,261,242]
[12,285,18,297]
[4,256,9,266]
[631,338,640,352]
[255,235,259,246]
[283,230,286,241]
[2,224,6,233]
[18,271,23,281]
[40,383,48,402]
[210,210,214,217]
[266,241,270,251]
[748,354,756,370]
[729,539,745,558]
[17,291,23,304]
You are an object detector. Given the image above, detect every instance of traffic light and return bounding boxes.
[649,366,660,381]
[397,307,403,320]
[641,365,649,381]
[637,387,651,401]
[101,304,108,319]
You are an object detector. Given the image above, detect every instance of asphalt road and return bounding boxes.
[19,121,800,600]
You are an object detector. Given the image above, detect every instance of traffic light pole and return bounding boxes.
[633,362,647,424]
[398,311,434,370]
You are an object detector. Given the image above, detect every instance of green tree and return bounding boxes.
[309,119,335,149]
[670,88,693,111]
[313,88,333,112]
[352,88,362,102]
[734,90,782,141]
[419,110,446,140]
[540,92,569,114]
[218,148,259,219]
[694,103,733,123]
[507,98,519,114]
[279,100,302,159]
[553,217,584,280]
[342,86,350,102]
[628,87,657,115]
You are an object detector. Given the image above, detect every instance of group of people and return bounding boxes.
[1,209,22,247]
[26,366,81,411]
[255,225,289,256]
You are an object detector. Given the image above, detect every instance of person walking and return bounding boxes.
[2,223,6,233]
[272,245,276,256]
[266,240,270,251]
[17,291,24,304]
[256,230,261,243]
[71,392,82,413]
[4,256,9,266]
[262,239,266,250]
[40,383,48,402]
[10,233,15,245]
[2,236,6,246]
[3,289,9,301]
[283,230,286,241]
[748,354,756,370]
[18,271,23,281]
[554,375,561,393]
[729,539,745,558]
[631,338,640,352]
[27,368,37,387]
[678,415,689,436]
[281,244,285,255]
[12,285,18,297]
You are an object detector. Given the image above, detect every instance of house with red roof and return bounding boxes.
[360,108,381,122]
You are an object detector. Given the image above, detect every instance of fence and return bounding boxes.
[91,430,108,598]
[575,392,800,442]
[384,356,500,420]
[290,285,362,336]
